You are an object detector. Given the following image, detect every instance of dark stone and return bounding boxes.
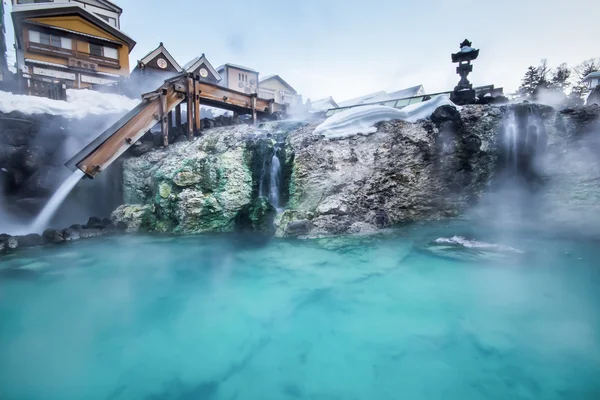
[201,118,216,129]
[42,229,65,244]
[86,216,104,229]
[17,146,47,175]
[0,128,32,146]
[102,217,111,226]
[69,224,83,231]
[102,223,118,234]
[21,167,65,197]
[0,143,21,166]
[431,105,461,125]
[463,135,482,153]
[374,209,391,228]
[116,221,128,231]
[0,240,5,254]
[15,233,43,247]
[235,197,277,233]
[62,228,81,241]
[285,220,312,236]
[130,141,154,157]
[174,135,187,143]
[79,228,103,239]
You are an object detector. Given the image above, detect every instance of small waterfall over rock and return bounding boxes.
[500,105,548,180]
[268,143,282,209]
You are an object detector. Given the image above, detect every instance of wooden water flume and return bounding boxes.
[67,73,283,178]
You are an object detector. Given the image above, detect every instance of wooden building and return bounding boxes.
[11,0,135,98]
[258,74,301,109]
[130,42,182,96]
[216,63,258,94]
[183,54,220,84]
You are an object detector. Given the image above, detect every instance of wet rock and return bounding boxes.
[0,128,32,146]
[174,135,188,143]
[285,220,312,236]
[79,228,103,239]
[431,105,462,125]
[42,229,65,244]
[15,233,43,247]
[102,217,111,226]
[86,216,104,229]
[130,141,154,157]
[111,204,156,232]
[21,166,66,196]
[115,221,128,231]
[235,197,277,233]
[69,224,83,231]
[17,146,47,175]
[0,143,21,166]
[62,228,81,241]
[102,223,118,234]
[0,240,5,254]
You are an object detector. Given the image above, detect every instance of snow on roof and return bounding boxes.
[583,71,600,81]
[216,63,257,73]
[311,97,339,110]
[313,96,459,139]
[139,43,182,72]
[183,55,221,80]
[338,91,388,108]
[258,74,297,94]
[388,85,424,100]
[0,90,139,119]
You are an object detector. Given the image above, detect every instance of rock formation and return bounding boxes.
[112,104,600,238]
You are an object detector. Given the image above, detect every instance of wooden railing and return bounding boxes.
[27,43,120,69]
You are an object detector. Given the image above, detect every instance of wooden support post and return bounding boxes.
[168,109,173,128]
[194,78,201,133]
[186,77,194,140]
[160,89,168,147]
[251,94,257,125]
[175,103,182,128]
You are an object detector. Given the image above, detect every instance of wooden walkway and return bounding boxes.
[67,73,284,178]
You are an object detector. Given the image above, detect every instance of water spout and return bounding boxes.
[29,169,85,233]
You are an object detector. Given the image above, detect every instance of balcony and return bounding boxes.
[27,42,121,69]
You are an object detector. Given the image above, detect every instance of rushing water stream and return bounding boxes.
[1,221,599,400]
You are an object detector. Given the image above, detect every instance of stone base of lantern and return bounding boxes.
[451,89,477,105]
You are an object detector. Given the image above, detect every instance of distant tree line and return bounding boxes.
[514,58,599,104]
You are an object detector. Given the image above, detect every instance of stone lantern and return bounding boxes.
[450,39,479,105]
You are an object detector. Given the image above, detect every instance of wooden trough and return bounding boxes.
[66,73,283,178]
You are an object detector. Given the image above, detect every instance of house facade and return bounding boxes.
[11,0,135,97]
[130,42,181,95]
[183,53,220,84]
[258,74,301,109]
[217,63,258,94]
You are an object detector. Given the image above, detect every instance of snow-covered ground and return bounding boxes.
[0,89,139,119]
[313,96,459,138]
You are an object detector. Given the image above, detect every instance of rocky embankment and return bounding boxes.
[112,103,600,238]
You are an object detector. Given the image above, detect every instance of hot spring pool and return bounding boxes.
[1,222,599,399]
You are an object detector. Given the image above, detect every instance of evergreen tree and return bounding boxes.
[516,66,540,97]
[549,63,571,93]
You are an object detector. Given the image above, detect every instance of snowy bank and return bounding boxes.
[0,89,139,119]
[314,96,459,138]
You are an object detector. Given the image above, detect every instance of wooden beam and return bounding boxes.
[186,77,193,140]
[194,80,201,133]
[175,103,182,128]
[251,94,257,125]
[160,89,168,147]
[168,108,173,128]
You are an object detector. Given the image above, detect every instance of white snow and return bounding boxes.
[313,95,459,138]
[0,89,139,119]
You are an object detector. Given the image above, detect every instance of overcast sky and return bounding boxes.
[5,0,598,102]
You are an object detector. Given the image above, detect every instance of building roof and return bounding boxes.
[11,3,136,50]
[139,42,182,72]
[388,84,425,100]
[216,63,257,74]
[183,54,221,80]
[259,74,297,94]
[310,96,338,110]
[583,71,600,81]
[338,90,388,108]
[24,19,122,45]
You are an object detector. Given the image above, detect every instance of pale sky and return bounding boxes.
[5,0,598,102]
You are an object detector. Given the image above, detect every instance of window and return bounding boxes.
[96,13,118,27]
[88,43,118,60]
[89,43,103,57]
[17,0,54,4]
[29,30,71,50]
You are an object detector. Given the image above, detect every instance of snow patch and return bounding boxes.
[313,96,459,138]
[0,89,139,119]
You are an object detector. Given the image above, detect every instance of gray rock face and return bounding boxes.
[115,104,600,238]
[42,229,65,244]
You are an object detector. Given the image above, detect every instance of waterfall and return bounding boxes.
[501,105,547,178]
[30,169,85,233]
[269,144,282,209]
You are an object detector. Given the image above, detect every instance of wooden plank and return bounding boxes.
[76,88,183,177]
[160,90,168,147]
[175,103,181,128]
[186,77,193,140]
[194,81,201,133]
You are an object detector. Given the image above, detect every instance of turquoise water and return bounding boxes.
[1,223,600,400]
